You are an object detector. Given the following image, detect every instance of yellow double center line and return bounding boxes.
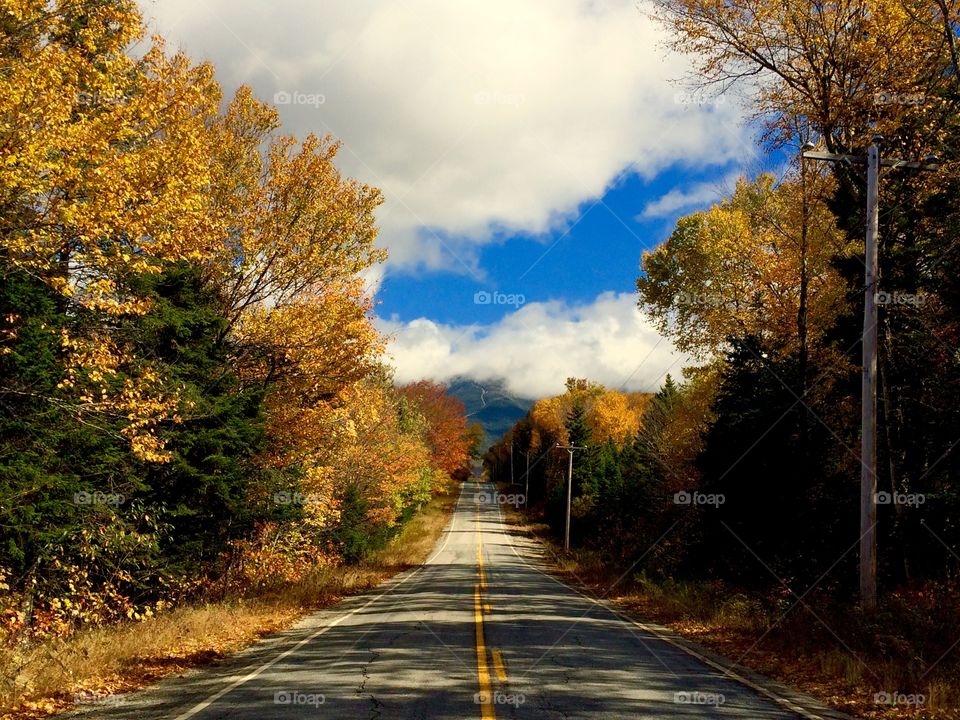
[474,495,496,720]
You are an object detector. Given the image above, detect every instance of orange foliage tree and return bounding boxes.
[397,381,477,478]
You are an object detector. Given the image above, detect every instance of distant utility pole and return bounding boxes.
[555,443,585,552]
[524,450,530,505]
[802,137,938,611]
[510,440,515,485]
[518,450,531,505]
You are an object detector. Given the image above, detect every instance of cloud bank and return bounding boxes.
[380,293,689,399]
[141,0,749,273]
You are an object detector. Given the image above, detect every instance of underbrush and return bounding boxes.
[507,510,960,720]
[0,479,461,719]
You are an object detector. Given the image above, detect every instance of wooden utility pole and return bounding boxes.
[555,444,584,551]
[801,137,937,611]
[861,140,880,611]
[523,450,530,506]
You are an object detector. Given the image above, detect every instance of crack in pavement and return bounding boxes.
[354,621,421,719]
[355,649,382,720]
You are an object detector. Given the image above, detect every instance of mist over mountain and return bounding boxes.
[446,377,534,451]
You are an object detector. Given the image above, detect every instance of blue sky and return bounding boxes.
[141,0,780,398]
[378,166,752,326]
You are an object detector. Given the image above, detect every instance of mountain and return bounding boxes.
[447,377,534,451]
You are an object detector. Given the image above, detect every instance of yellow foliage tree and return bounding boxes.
[637,173,854,361]
[587,390,643,446]
[1,4,226,305]
[202,88,388,526]
[652,0,959,152]
[205,88,385,329]
[0,1,232,460]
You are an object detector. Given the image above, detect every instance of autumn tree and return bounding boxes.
[488,374,707,567]
[588,390,645,446]
[0,0,233,631]
[638,173,853,363]
[0,0,235,461]
[651,0,960,155]
[489,380,653,531]
[652,0,960,591]
[0,0,471,643]
[204,88,384,335]
[324,378,438,562]
[397,381,476,478]
[199,88,388,548]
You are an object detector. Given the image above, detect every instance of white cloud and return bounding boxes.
[638,170,744,219]
[379,292,690,399]
[139,0,750,274]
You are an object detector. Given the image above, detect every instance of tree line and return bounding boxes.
[0,1,479,639]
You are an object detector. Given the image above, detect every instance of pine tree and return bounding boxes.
[121,263,274,581]
[0,262,141,626]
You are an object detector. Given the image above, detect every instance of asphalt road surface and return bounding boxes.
[67,472,848,719]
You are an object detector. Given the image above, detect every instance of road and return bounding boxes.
[67,473,848,719]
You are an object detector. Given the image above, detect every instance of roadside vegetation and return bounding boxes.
[500,508,959,720]
[2,476,462,719]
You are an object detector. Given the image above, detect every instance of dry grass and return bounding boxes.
[499,502,960,720]
[367,480,460,569]
[0,479,462,720]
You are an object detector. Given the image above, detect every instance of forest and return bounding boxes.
[0,0,478,648]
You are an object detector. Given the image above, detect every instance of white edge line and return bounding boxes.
[493,497,828,720]
[171,485,464,720]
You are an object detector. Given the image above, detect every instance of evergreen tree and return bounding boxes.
[636,373,679,473]
[696,337,849,586]
[120,263,274,582]
[0,262,142,623]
